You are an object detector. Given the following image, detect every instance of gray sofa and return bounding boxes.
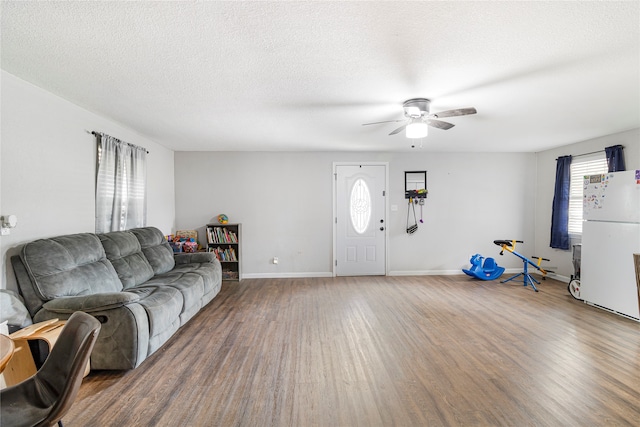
[11,227,222,370]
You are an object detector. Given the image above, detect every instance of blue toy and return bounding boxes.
[493,240,553,292]
[462,253,505,280]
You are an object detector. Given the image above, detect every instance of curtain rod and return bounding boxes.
[555,145,624,161]
[87,130,150,154]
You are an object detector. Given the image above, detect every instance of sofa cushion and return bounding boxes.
[21,233,123,300]
[99,231,155,289]
[146,271,204,322]
[127,285,183,341]
[130,227,175,275]
[171,262,222,297]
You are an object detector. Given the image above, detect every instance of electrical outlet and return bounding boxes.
[1,228,10,236]
[273,257,278,264]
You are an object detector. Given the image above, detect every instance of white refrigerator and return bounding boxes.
[581,170,640,321]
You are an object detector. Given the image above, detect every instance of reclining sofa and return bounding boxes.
[11,226,222,370]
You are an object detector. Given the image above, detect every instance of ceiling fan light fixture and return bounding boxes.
[406,120,428,139]
[405,106,421,117]
[362,98,475,138]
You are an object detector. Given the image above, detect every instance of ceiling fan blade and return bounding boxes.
[429,107,477,119]
[426,119,455,130]
[362,119,405,126]
[389,124,408,135]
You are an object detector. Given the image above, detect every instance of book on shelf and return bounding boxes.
[207,226,238,244]
[208,246,237,262]
[206,223,241,281]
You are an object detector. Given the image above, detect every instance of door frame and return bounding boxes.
[332,162,389,277]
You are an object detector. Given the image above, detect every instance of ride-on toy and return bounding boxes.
[462,253,505,280]
[493,240,553,292]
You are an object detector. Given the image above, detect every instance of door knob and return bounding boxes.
[380,227,384,231]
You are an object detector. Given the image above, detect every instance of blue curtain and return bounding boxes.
[550,155,572,250]
[605,145,625,172]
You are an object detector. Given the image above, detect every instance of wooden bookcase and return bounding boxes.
[206,223,242,281]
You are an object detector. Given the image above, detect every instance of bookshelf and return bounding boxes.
[206,223,242,281]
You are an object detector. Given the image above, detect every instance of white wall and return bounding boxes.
[5,67,634,288]
[0,71,176,292]
[175,151,536,277]
[534,128,640,280]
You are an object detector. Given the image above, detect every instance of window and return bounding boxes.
[568,154,607,234]
[349,178,372,234]
[95,133,147,233]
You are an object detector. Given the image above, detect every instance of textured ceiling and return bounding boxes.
[1,1,639,152]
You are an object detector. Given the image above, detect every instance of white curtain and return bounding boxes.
[96,134,147,233]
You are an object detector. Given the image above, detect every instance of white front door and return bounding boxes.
[335,164,386,276]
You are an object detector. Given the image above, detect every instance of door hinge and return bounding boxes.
[335,260,338,266]
[334,173,337,180]
[335,217,337,224]
[383,190,385,196]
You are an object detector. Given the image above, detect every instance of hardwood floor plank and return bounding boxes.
[64,275,640,426]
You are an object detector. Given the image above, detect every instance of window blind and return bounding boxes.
[568,155,607,234]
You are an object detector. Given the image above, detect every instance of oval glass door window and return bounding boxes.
[350,178,372,234]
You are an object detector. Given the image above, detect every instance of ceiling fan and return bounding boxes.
[362,98,477,138]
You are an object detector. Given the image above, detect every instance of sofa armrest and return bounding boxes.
[42,292,141,313]
[174,252,216,265]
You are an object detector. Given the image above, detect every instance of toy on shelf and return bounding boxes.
[462,253,505,280]
[167,230,200,253]
[217,214,229,224]
[493,240,553,292]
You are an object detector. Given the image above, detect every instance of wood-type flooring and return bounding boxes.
[65,275,640,426]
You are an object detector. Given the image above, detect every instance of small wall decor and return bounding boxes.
[405,171,427,199]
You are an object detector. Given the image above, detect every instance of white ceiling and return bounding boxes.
[2,1,639,152]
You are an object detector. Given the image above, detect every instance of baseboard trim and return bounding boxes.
[547,274,570,283]
[242,272,333,279]
[389,268,524,277]
[389,270,465,276]
[241,270,570,282]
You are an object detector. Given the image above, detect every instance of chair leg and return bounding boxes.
[58,421,64,427]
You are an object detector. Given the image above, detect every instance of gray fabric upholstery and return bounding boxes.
[126,285,183,341]
[174,251,216,265]
[12,226,222,370]
[99,231,154,288]
[11,255,44,317]
[42,292,141,313]
[34,303,149,370]
[21,233,122,299]
[130,227,175,274]
[172,261,222,297]
[174,252,221,299]
[146,271,204,323]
